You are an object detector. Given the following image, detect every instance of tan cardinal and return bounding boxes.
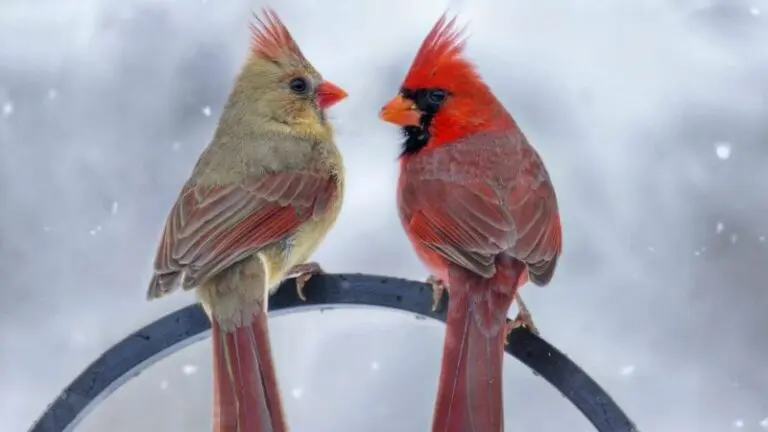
[380,15,563,432]
[146,9,347,432]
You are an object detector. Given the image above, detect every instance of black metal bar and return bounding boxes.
[28,273,638,432]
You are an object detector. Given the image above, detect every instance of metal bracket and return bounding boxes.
[28,273,638,432]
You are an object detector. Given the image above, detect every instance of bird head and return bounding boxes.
[379,15,512,157]
[233,9,348,137]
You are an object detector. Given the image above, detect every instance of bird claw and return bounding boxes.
[288,262,324,301]
[426,275,448,312]
[505,294,539,345]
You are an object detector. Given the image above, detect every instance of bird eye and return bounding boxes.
[289,77,309,94]
[426,89,447,105]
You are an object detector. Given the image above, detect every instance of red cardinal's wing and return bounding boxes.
[149,171,338,297]
[398,133,561,284]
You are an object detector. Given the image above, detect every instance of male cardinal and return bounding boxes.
[146,9,347,432]
[380,15,563,432]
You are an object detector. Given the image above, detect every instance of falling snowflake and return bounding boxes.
[619,365,635,376]
[647,246,655,253]
[716,222,725,234]
[42,226,51,232]
[750,7,761,16]
[2,102,13,117]
[89,225,102,235]
[202,106,212,117]
[291,388,303,399]
[733,419,744,428]
[715,142,732,160]
[171,141,182,151]
[760,236,766,242]
[48,89,58,100]
[110,201,119,215]
[370,361,380,371]
[182,364,198,375]
[759,417,768,428]
[160,380,169,390]
[730,233,738,244]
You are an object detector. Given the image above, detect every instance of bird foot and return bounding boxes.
[426,275,448,312]
[287,262,324,301]
[505,294,539,345]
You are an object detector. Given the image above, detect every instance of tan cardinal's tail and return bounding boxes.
[432,264,521,432]
[211,312,287,432]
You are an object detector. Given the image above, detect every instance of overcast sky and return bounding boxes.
[1,0,766,431]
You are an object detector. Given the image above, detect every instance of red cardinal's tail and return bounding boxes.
[211,311,287,432]
[431,261,522,432]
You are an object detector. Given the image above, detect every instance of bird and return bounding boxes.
[145,9,348,432]
[379,14,563,432]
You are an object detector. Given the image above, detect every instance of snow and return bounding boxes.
[730,233,738,244]
[47,89,58,100]
[181,364,198,375]
[171,141,181,151]
[733,419,744,428]
[759,417,768,428]
[291,387,303,399]
[619,365,636,376]
[110,201,119,215]
[2,102,13,117]
[159,380,169,390]
[202,106,212,117]
[88,225,102,235]
[715,142,732,160]
[750,7,761,16]
[716,222,725,234]
[370,361,380,371]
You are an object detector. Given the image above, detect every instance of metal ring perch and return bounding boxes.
[28,273,639,432]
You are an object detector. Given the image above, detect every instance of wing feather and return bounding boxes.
[148,171,337,298]
[398,134,561,284]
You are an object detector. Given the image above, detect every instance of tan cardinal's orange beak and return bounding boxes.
[379,95,421,127]
[315,80,348,109]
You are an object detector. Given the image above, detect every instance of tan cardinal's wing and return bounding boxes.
[399,152,561,285]
[148,171,337,298]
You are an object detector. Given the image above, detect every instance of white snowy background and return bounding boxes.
[1,0,766,431]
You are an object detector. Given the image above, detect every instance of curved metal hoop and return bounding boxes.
[29,274,638,432]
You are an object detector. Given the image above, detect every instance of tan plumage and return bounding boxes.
[146,9,347,431]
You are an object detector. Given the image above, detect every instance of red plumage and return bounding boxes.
[381,14,563,432]
[249,8,305,61]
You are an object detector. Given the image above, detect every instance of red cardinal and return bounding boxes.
[146,9,347,432]
[380,15,563,432]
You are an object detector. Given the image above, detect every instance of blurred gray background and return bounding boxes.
[1,0,766,431]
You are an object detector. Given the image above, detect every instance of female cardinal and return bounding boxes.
[146,9,347,432]
[379,15,563,432]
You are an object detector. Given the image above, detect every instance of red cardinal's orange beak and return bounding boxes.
[379,95,421,127]
[315,80,348,109]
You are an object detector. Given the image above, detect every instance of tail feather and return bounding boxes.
[432,297,507,432]
[432,262,520,432]
[212,312,287,432]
